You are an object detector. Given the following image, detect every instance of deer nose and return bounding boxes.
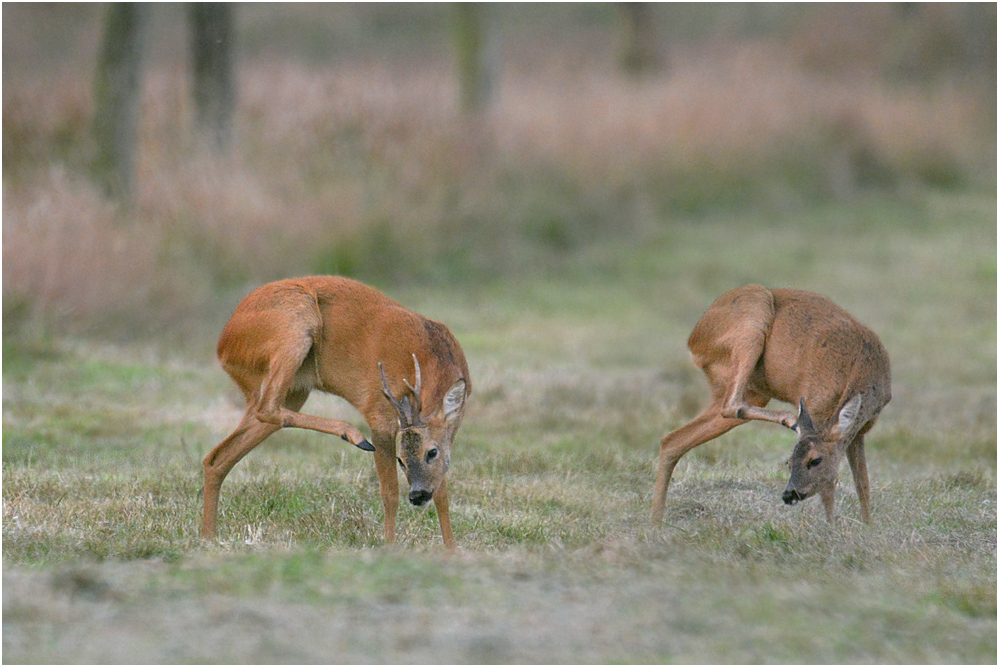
[783,488,804,505]
[409,489,433,507]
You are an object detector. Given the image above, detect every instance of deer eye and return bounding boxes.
[397,457,405,469]
[426,448,439,463]
[807,457,823,469]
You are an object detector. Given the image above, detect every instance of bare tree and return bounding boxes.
[92,3,149,200]
[452,3,498,114]
[190,3,235,151]
[617,3,660,76]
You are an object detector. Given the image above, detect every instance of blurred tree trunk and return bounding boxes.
[617,3,660,76]
[957,4,996,113]
[92,3,149,200]
[452,3,497,114]
[958,3,996,156]
[190,3,235,151]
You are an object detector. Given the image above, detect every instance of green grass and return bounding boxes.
[2,191,996,662]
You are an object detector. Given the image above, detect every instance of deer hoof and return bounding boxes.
[343,435,375,452]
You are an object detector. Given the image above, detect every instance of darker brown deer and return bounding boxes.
[202,276,471,548]
[651,285,891,524]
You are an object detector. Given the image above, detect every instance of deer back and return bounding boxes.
[300,276,471,435]
[762,288,891,432]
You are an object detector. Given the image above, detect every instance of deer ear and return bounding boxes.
[795,398,816,437]
[443,379,466,418]
[835,394,862,437]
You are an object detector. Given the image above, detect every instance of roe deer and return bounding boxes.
[651,285,890,524]
[202,276,471,548]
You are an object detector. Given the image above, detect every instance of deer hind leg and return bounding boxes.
[714,334,798,431]
[651,402,746,523]
[250,329,373,451]
[694,286,796,431]
[202,414,278,539]
[846,433,872,523]
[202,389,313,539]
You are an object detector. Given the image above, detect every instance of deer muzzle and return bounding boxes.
[782,486,805,505]
[409,487,433,507]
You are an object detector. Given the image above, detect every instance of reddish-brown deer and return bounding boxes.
[651,285,891,524]
[202,276,471,548]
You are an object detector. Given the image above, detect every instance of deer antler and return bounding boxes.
[405,353,422,416]
[379,354,423,427]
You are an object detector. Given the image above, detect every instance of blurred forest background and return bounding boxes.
[3,2,997,342]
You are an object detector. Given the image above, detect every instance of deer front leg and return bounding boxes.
[433,477,455,550]
[372,436,400,544]
[846,434,872,523]
[820,485,837,523]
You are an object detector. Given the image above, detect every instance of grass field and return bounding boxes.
[3,190,995,663]
[3,4,996,661]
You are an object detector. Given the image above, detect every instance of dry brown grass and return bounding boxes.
[3,12,992,338]
[1,169,179,335]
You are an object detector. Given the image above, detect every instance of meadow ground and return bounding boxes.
[2,191,995,663]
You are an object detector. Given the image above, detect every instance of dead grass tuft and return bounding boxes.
[3,30,993,334]
[1,169,187,336]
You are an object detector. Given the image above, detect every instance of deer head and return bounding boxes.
[782,395,862,508]
[379,354,467,508]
